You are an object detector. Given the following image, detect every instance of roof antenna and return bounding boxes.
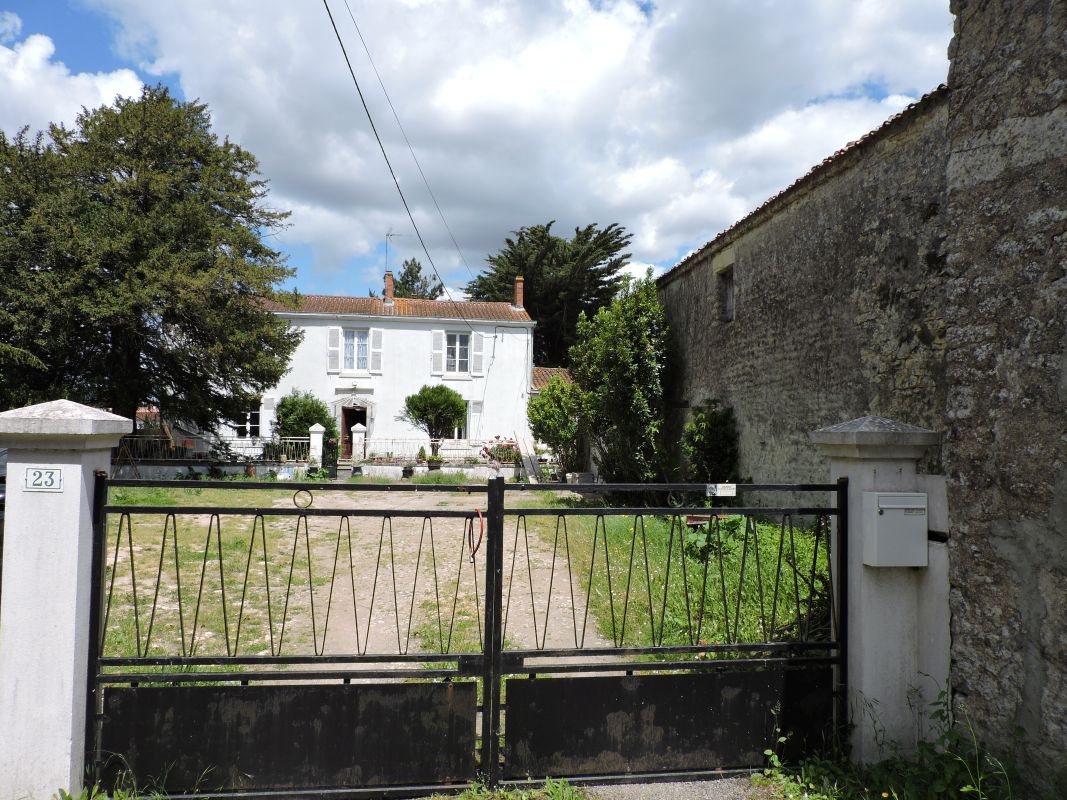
[385,228,405,274]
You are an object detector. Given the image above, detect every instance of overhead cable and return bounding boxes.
[320,0,474,332]
[341,0,478,281]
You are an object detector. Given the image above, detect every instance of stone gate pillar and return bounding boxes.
[0,400,131,800]
[812,416,950,763]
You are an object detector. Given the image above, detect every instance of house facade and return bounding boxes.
[256,273,534,461]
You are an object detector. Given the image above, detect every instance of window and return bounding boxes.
[343,329,369,371]
[328,327,382,373]
[432,330,482,376]
[719,266,735,322]
[235,402,261,438]
[446,332,470,373]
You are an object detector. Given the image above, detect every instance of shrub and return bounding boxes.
[681,399,740,483]
[481,435,521,464]
[397,384,466,456]
[274,389,339,441]
[527,377,585,474]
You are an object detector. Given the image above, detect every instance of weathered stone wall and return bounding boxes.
[658,92,950,486]
[659,1,1067,788]
[942,0,1067,789]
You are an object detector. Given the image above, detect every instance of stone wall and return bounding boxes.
[658,90,950,485]
[658,1,1067,788]
[941,0,1067,788]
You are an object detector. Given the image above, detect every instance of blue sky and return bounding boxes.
[0,1,954,298]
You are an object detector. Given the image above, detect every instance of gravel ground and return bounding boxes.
[587,777,764,800]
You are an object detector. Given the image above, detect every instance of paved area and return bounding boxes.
[588,777,762,799]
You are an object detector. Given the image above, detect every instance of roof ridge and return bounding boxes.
[658,84,949,284]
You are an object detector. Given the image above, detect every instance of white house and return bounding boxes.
[252,272,534,462]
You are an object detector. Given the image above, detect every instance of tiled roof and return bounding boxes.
[266,295,532,322]
[658,84,950,285]
[532,366,572,391]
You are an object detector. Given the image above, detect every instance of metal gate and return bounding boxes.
[87,476,846,797]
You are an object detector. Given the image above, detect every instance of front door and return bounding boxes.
[340,406,367,459]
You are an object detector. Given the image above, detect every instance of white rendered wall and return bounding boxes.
[264,313,535,444]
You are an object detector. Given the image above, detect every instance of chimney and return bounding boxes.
[384,271,394,304]
[513,275,524,308]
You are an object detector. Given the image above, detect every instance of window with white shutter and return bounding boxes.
[431,330,444,375]
[471,333,484,376]
[327,327,341,372]
[369,328,383,373]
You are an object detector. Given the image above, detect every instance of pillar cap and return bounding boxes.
[811,415,939,460]
[308,423,326,433]
[0,399,132,450]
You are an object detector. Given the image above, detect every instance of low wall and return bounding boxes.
[358,464,519,481]
[111,462,310,480]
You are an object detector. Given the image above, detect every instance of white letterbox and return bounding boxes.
[862,492,928,567]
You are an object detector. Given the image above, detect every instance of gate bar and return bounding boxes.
[836,476,849,738]
[84,470,109,783]
[480,477,505,787]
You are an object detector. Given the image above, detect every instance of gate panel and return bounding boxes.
[100,682,477,791]
[503,668,833,778]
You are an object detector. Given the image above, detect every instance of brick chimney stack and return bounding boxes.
[384,271,394,303]
[514,275,524,308]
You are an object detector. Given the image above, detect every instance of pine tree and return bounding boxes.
[465,222,629,366]
[393,257,444,299]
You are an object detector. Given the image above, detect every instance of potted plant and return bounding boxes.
[417,446,427,463]
[426,455,443,471]
[402,462,415,478]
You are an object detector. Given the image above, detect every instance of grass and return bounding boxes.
[62,779,590,800]
[513,498,832,650]
[103,485,359,661]
[754,699,1021,800]
[428,779,590,800]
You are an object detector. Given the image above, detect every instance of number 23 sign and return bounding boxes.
[24,467,64,492]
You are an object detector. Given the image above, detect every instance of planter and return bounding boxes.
[427,462,442,471]
[401,465,415,478]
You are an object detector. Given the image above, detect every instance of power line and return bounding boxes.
[340,0,478,282]
[320,0,474,332]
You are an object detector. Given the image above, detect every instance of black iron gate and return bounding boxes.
[87,476,846,797]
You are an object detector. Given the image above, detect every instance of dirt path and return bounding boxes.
[275,487,611,659]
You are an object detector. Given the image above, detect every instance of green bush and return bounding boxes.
[528,376,584,474]
[274,389,339,441]
[681,399,740,482]
[397,384,466,456]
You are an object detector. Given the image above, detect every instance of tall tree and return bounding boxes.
[465,222,629,365]
[0,85,301,427]
[393,257,443,299]
[568,274,669,483]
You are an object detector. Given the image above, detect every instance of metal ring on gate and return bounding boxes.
[293,489,314,509]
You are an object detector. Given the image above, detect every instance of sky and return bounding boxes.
[0,1,954,298]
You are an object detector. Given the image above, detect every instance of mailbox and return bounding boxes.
[862,492,928,567]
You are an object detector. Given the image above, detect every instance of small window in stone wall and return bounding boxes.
[719,266,735,322]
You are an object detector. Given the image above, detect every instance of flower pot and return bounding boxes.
[427,462,442,471]
[402,465,415,478]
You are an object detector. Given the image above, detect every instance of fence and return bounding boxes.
[360,438,519,464]
[113,434,312,464]
[85,477,845,795]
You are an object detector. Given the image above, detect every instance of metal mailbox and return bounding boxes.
[862,492,928,567]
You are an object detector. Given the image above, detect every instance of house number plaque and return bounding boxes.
[24,466,64,492]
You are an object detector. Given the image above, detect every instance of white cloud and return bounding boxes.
[12,1,954,291]
[0,10,21,43]
[0,15,142,136]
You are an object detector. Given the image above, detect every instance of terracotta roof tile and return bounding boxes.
[532,366,572,390]
[658,84,950,285]
[265,294,532,322]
